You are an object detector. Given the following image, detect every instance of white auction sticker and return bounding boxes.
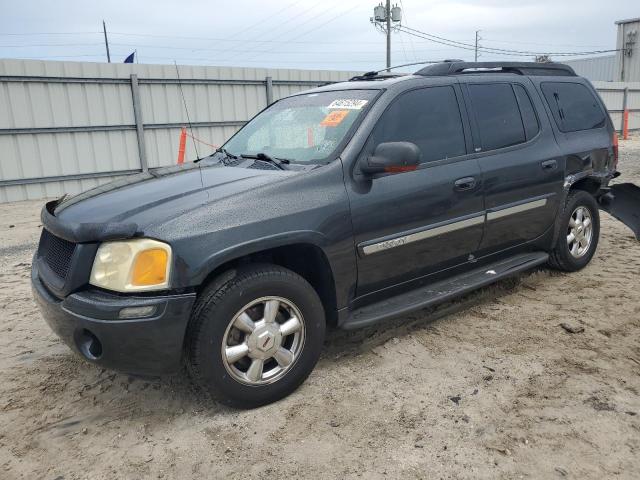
[327,99,368,110]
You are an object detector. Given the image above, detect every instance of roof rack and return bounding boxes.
[414,61,576,77]
[349,71,405,81]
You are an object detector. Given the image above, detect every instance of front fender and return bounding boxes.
[193,229,330,283]
[170,228,357,310]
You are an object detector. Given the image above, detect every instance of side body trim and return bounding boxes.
[359,214,485,256]
[486,198,548,221]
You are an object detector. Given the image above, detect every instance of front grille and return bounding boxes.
[39,229,76,279]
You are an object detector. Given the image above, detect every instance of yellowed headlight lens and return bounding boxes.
[131,248,168,286]
[90,239,172,292]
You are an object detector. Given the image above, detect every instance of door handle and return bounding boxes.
[454,177,477,191]
[541,159,558,171]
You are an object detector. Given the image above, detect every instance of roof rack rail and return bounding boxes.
[414,61,576,77]
[349,71,405,81]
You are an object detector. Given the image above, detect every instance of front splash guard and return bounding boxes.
[599,183,640,240]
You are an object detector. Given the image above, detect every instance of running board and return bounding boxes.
[341,251,549,330]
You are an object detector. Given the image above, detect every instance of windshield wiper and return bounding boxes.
[240,152,290,170]
[196,147,238,164]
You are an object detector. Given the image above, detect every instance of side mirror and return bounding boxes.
[360,141,420,176]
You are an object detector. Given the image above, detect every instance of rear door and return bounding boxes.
[460,78,564,254]
[536,79,613,177]
[346,83,485,299]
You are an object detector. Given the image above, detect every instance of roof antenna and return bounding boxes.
[173,60,200,161]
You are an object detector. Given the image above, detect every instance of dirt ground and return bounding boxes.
[1,138,639,480]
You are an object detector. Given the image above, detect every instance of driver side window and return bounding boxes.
[370,86,467,164]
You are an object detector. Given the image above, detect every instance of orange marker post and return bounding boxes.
[307,127,314,147]
[177,127,187,164]
[623,109,629,140]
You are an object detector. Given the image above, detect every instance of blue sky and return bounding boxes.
[0,0,636,71]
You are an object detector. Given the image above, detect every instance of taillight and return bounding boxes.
[612,131,619,170]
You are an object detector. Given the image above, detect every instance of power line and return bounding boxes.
[238,2,342,55]
[399,0,418,61]
[399,27,529,58]
[240,3,361,62]
[0,31,100,36]
[0,43,104,48]
[214,0,327,61]
[205,0,306,48]
[401,25,621,57]
[0,29,472,47]
[481,38,610,49]
[109,43,443,55]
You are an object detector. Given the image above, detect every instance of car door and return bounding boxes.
[460,78,564,254]
[346,83,485,299]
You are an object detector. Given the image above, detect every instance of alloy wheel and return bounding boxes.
[221,296,305,386]
[567,206,593,258]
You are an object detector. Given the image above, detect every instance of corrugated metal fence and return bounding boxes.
[592,81,640,134]
[0,59,358,202]
[0,60,638,203]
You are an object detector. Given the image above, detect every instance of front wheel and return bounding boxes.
[549,190,600,271]
[186,265,325,408]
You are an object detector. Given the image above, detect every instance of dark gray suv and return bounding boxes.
[32,61,619,407]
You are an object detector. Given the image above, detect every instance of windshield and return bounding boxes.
[223,90,377,163]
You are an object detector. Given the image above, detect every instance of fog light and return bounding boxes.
[119,305,157,319]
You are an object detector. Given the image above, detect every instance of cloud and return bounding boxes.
[0,0,635,71]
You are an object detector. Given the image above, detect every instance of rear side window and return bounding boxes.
[370,86,466,163]
[468,83,525,151]
[513,84,539,140]
[541,82,605,132]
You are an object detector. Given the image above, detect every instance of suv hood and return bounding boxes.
[48,163,294,241]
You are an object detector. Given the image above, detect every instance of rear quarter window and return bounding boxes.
[513,84,539,140]
[541,82,605,133]
[468,83,526,151]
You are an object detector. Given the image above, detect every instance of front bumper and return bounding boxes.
[31,262,196,376]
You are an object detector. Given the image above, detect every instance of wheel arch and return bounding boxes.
[551,173,602,248]
[195,236,339,326]
[568,176,601,196]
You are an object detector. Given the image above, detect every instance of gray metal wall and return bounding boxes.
[592,81,640,133]
[0,59,359,202]
[0,60,638,203]
[563,56,615,81]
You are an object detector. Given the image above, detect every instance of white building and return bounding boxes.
[564,17,638,82]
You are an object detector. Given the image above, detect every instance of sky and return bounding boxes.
[0,0,637,72]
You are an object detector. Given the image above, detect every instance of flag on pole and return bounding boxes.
[124,52,135,63]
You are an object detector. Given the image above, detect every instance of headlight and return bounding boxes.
[90,239,172,292]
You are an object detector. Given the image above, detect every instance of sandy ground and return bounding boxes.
[1,138,639,480]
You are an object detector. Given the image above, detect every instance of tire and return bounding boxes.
[548,190,600,272]
[186,264,325,408]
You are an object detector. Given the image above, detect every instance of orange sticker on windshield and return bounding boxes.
[320,110,349,127]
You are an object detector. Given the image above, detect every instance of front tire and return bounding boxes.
[186,265,325,408]
[549,190,600,271]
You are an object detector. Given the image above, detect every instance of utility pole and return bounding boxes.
[474,30,481,62]
[386,0,391,69]
[371,2,401,70]
[103,20,111,63]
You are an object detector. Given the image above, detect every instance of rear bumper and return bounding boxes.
[31,262,196,376]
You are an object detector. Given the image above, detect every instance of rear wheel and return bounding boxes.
[186,265,325,408]
[549,190,600,271]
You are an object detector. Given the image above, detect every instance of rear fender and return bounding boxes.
[551,171,611,245]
